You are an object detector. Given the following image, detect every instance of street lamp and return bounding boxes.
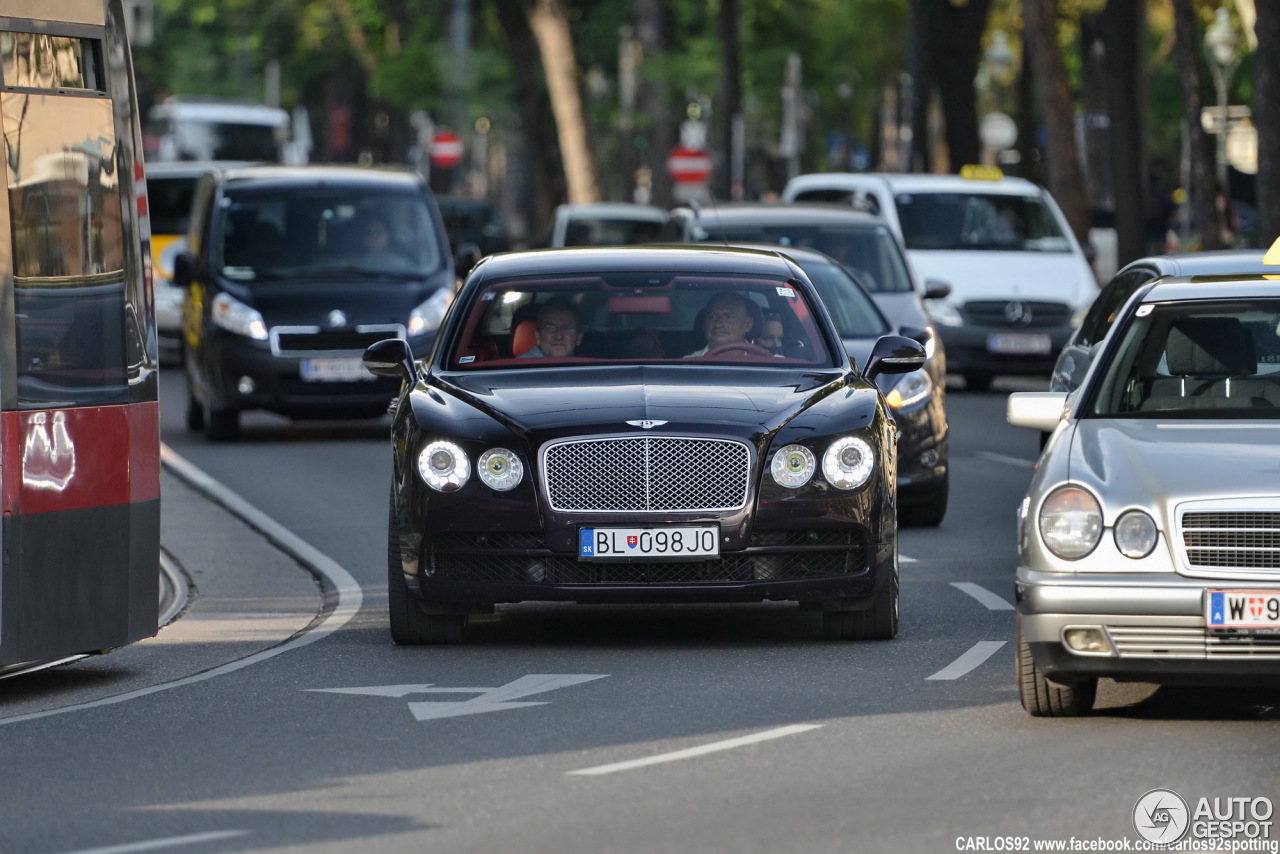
[1205,6,1240,188]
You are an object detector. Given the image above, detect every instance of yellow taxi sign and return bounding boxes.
[1264,236,1280,266]
[959,164,1004,182]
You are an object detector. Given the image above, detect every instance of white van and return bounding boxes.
[783,169,1099,390]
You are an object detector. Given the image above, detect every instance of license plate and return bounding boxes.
[1206,589,1280,633]
[987,333,1052,355]
[300,356,375,382]
[579,526,719,561]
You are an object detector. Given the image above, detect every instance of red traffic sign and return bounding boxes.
[667,145,712,184]
[430,129,464,169]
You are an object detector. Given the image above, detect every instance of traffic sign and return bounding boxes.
[430,129,464,169]
[667,145,712,185]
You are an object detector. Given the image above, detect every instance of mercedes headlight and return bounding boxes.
[885,368,933,409]
[211,292,268,340]
[408,287,453,337]
[822,437,874,490]
[1039,486,1103,559]
[770,444,816,488]
[1114,510,1158,559]
[418,440,470,492]
[478,448,523,491]
[925,299,963,327]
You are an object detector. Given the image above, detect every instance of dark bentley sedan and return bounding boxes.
[363,245,925,643]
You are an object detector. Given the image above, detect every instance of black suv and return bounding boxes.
[173,164,460,440]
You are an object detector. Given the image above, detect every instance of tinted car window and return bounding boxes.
[692,222,913,294]
[797,259,892,339]
[149,175,199,235]
[1076,268,1156,347]
[562,217,670,246]
[894,192,1071,252]
[217,188,444,281]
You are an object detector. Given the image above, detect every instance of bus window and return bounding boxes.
[0,31,102,90]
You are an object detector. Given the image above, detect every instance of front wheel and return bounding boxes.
[387,498,466,645]
[185,388,205,432]
[900,471,949,528]
[822,566,899,640]
[1016,614,1096,716]
[205,407,240,442]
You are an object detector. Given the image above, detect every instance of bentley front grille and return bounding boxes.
[1181,511,1280,571]
[542,436,751,512]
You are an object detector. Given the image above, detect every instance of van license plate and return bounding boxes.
[987,333,1051,355]
[1206,590,1280,633]
[300,357,374,382]
[579,526,719,561]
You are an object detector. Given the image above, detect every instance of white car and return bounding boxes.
[548,202,674,248]
[783,169,1099,390]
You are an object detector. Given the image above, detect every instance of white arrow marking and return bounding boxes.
[926,640,1007,680]
[307,674,608,721]
[951,581,1015,610]
[60,830,249,854]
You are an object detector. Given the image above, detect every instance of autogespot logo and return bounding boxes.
[1134,788,1191,843]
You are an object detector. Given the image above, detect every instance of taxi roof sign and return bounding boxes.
[959,164,1004,181]
[1265,236,1280,266]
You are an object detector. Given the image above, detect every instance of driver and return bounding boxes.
[685,292,761,357]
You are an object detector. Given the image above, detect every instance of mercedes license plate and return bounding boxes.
[1206,589,1280,634]
[987,332,1052,355]
[579,526,719,561]
[300,356,374,382]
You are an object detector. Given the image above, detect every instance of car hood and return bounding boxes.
[1068,419,1280,506]
[907,250,1094,306]
[231,277,445,328]
[428,366,868,445]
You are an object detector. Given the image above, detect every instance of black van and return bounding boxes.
[173,164,465,440]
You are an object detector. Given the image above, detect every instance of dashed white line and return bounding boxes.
[951,581,1015,610]
[568,724,823,776]
[60,830,249,854]
[977,451,1035,469]
[926,641,1007,681]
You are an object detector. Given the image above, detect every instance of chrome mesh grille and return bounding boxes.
[543,437,751,512]
[1108,625,1280,659]
[1181,511,1280,570]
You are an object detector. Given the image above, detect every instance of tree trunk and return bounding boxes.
[526,0,600,204]
[1023,0,1091,246]
[1101,0,1147,266]
[634,0,674,208]
[1171,0,1224,251]
[715,0,741,201]
[1255,0,1280,246]
[911,0,990,173]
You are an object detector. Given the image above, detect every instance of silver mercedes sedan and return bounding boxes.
[1007,272,1280,716]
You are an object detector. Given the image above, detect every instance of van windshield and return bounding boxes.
[217,188,444,282]
[894,192,1072,252]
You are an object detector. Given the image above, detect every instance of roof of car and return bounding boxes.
[214,164,426,190]
[1143,273,1280,303]
[554,202,671,221]
[145,160,255,179]
[786,171,1042,196]
[471,244,798,280]
[1118,248,1270,277]
[672,202,885,225]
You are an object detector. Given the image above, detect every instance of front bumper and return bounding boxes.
[939,323,1075,377]
[1017,568,1280,684]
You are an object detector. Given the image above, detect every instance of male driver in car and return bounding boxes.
[520,300,584,358]
[685,292,760,357]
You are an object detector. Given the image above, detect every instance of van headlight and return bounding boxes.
[822,437,874,490]
[418,440,470,492]
[1039,486,1103,559]
[211,292,268,340]
[408,288,453,337]
[925,299,963,327]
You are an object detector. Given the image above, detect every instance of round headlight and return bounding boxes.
[822,436,874,490]
[1039,486,1103,560]
[478,448,524,491]
[418,440,470,492]
[771,444,815,488]
[1114,510,1158,558]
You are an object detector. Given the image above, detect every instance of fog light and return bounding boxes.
[237,376,256,395]
[1063,627,1113,655]
[920,448,939,467]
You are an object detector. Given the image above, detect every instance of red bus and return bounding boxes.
[0,0,159,667]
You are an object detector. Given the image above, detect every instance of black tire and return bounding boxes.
[1016,614,1096,716]
[963,372,993,392]
[205,407,240,442]
[822,565,899,640]
[185,389,205,432]
[387,496,465,645]
[900,471,949,528]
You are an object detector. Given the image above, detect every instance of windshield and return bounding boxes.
[217,188,444,282]
[894,192,1072,252]
[562,217,672,246]
[795,259,892,339]
[1088,298,1280,418]
[166,120,279,162]
[449,271,836,368]
[692,222,914,294]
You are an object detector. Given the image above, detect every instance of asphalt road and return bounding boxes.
[0,370,1276,854]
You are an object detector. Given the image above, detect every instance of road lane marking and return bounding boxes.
[951,581,1015,610]
[926,641,1007,680]
[977,451,1035,469]
[0,446,364,727]
[568,724,823,776]
[900,554,917,563]
[60,830,249,854]
[308,674,609,721]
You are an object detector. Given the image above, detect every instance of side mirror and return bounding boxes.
[1007,391,1069,432]
[454,242,482,279]
[363,338,417,383]
[922,278,952,300]
[171,250,196,287]
[864,334,926,380]
[897,324,932,348]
